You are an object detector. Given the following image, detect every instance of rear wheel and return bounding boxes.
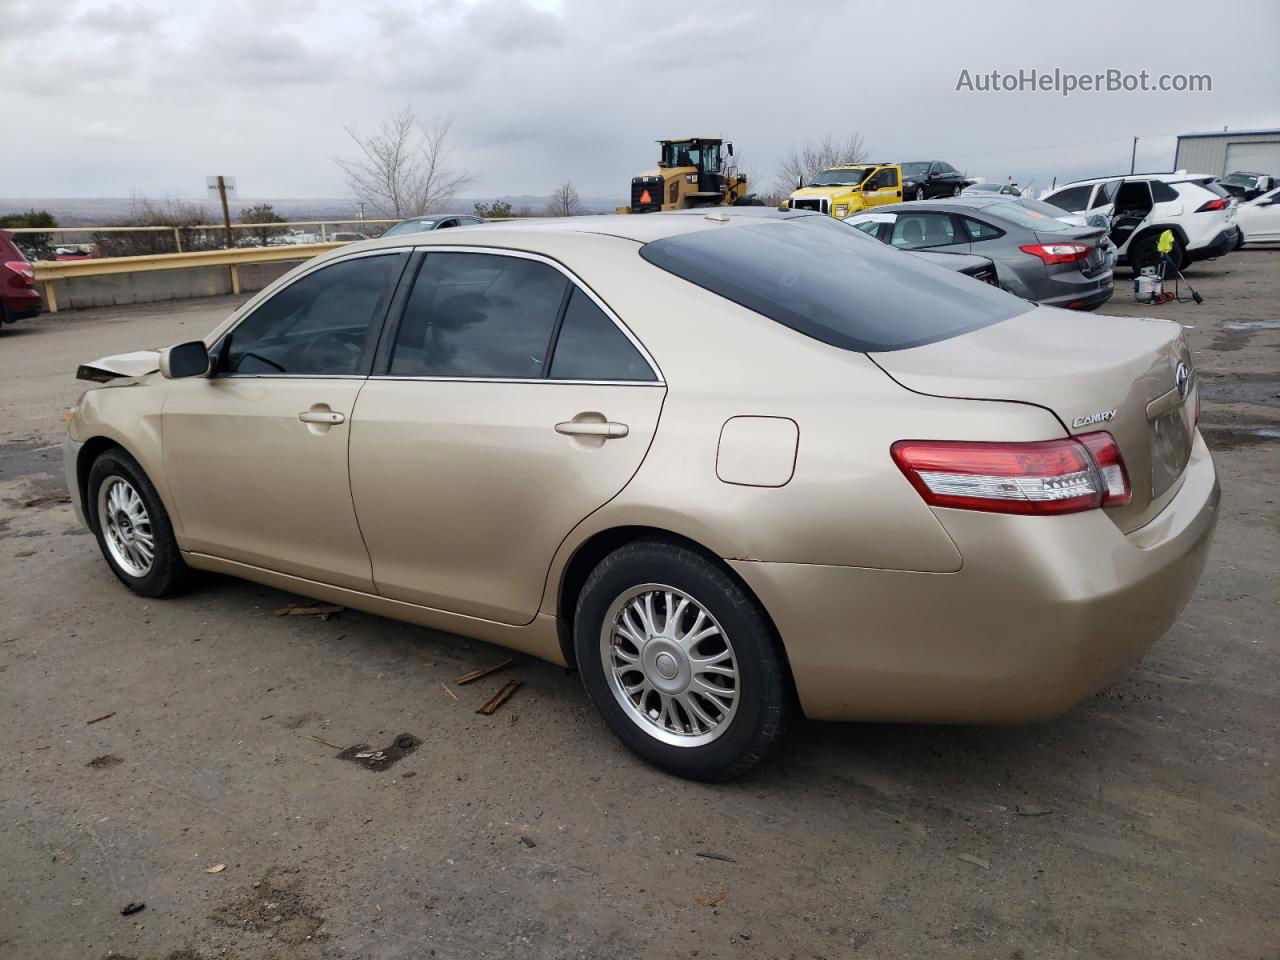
[88,449,192,597]
[914,186,926,201]
[574,540,794,781]
[952,184,962,196]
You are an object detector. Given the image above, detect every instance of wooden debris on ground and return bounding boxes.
[455,658,514,686]
[273,602,344,620]
[696,892,726,907]
[306,734,344,750]
[440,682,459,702]
[475,681,522,716]
[23,492,72,509]
[86,712,115,725]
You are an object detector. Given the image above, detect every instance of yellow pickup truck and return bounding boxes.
[787,163,904,219]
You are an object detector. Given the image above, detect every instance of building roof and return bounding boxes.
[1176,129,1280,140]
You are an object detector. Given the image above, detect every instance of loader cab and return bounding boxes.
[660,137,729,197]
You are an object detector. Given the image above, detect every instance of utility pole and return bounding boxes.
[217,175,233,249]
[1129,137,1138,175]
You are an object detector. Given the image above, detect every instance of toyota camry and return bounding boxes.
[63,213,1219,781]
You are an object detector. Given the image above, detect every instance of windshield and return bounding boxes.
[810,167,873,187]
[661,141,720,171]
[639,220,1027,353]
[1220,173,1260,188]
[383,219,437,236]
[901,162,931,179]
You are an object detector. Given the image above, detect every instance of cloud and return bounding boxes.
[82,120,136,142]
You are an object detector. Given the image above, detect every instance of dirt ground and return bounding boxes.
[1,252,1276,960]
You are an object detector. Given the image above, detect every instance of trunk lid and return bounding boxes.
[871,306,1196,531]
[1039,226,1109,278]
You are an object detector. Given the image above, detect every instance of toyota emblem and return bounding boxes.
[1175,362,1192,400]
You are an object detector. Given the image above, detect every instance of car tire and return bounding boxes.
[914,186,926,201]
[1128,236,1161,273]
[574,539,794,782]
[87,448,193,598]
[952,184,962,197]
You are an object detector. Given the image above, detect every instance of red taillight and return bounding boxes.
[891,432,1131,516]
[4,261,33,285]
[1195,197,1229,212]
[1019,242,1091,265]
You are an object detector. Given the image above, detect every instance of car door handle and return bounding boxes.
[555,420,628,438]
[298,409,346,425]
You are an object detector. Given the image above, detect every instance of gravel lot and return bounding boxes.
[1,252,1276,960]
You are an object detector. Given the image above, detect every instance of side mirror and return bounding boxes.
[159,340,210,379]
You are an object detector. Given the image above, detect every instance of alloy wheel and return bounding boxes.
[98,476,154,577]
[600,584,740,747]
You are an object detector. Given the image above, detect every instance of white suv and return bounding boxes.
[1042,171,1239,271]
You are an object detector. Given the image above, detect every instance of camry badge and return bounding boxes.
[1175,362,1192,400]
[1072,408,1117,428]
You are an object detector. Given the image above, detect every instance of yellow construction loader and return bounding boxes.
[618,137,754,213]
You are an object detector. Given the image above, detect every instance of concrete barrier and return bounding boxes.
[50,260,299,311]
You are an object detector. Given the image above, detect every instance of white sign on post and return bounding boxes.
[205,176,237,201]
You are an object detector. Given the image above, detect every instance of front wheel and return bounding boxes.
[574,540,794,781]
[88,448,192,597]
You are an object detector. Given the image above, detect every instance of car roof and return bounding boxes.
[1050,171,1217,189]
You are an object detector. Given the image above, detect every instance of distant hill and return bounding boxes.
[0,195,625,225]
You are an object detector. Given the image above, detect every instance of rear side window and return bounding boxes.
[549,289,655,381]
[1151,181,1181,203]
[1045,185,1090,211]
[962,217,1003,241]
[390,253,568,378]
[639,220,1027,353]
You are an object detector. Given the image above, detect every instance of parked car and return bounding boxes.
[962,181,1022,197]
[964,194,1120,270]
[1217,171,1275,202]
[64,214,1216,781]
[1041,172,1239,270]
[1,229,42,326]
[1236,186,1280,245]
[381,214,487,237]
[900,161,969,200]
[330,231,369,242]
[663,205,1001,284]
[846,198,1114,310]
[787,163,903,218]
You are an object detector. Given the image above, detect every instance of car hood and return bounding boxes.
[77,350,160,382]
[791,185,859,199]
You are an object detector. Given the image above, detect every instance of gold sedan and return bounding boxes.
[63,214,1219,781]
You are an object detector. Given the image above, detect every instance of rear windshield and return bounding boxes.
[980,203,1078,233]
[639,219,1029,352]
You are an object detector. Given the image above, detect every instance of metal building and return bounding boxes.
[1174,129,1280,178]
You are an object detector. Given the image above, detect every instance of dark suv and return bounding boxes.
[900,161,969,200]
[1,230,42,326]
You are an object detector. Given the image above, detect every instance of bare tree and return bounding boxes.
[544,181,584,217]
[775,133,868,193]
[337,106,474,218]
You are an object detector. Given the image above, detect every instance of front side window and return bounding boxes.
[891,212,956,249]
[1091,180,1120,208]
[389,253,568,378]
[549,289,655,382]
[900,162,930,180]
[811,167,873,187]
[223,254,400,376]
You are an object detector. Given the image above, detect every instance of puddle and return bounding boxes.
[1199,378,1280,408]
[336,732,421,771]
[1201,425,1280,448]
[1221,319,1280,332]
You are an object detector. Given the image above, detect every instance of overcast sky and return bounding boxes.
[5,0,1277,204]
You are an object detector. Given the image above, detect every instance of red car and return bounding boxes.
[1,229,43,325]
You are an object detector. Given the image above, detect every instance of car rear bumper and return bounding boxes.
[730,431,1219,724]
[2,288,42,320]
[1187,227,1239,262]
[1035,273,1115,310]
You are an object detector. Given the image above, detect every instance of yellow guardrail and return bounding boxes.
[33,243,342,313]
[6,219,399,252]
